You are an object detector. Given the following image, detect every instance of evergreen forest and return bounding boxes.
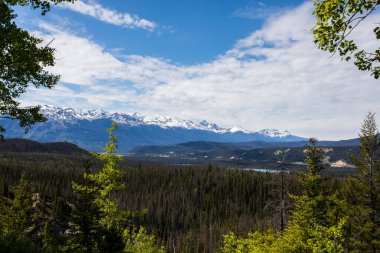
[0,114,379,252]
[1,0,380,252]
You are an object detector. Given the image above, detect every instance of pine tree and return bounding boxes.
[220,138,346,253]
[90,122,126,229]
[88,122,126,252]
[0,173,40,253]
[273,138,345,253]
[0,173,34,238]
[342,112,380,252]
[65,122,163,252]
[66,161,104,253]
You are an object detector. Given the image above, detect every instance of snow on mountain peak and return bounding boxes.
[39,105,224,132]
[38,105,294,138]
[258,129,291,138]
[40,105,109,122]
[225,126,251,134]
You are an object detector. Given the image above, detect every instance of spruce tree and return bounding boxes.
[220,138,346,253]
[66,123,163,252]
[89,122,126,252]
[0,173,40,253]
[66,161,103,253]
[342,112,380,252]
[90,122,126,229]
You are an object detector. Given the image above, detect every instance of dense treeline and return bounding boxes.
[0,150,307,252]
[0,114,378,252]
[220,113,380,253]
[0,147,348,251]
[0,123,165,252]
[124,165,303,252]
[0,138,89,155]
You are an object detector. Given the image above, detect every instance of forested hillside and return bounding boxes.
[0,138,89,155]
[0,149,304,252]
[1,114,379,252]
[0,132,359,252]
[1,0,379,251]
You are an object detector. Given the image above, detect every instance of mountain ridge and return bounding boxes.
[39,105,294,136]
[0,105,307,151]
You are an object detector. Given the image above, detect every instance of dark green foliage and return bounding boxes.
[66,162,103,253]
[0,138,89,154]
[0,173,55,253]
[0,0,79,139]
[0,134,358,252]
[0,234,41,253]
[125,165,298,252]
[63,123,129,253]
[0,123,163,252]
[339,112,380,252]
[220,138,347,253]
[0,149,308,252]
[0,173,34,239]
[4,0,75,15]
[219,116,380,253]
[0,1,60,139]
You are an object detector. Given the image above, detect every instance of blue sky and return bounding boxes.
[17,0,303,64]
[14,0,380,139]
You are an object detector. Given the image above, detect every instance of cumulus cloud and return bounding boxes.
[59,0,157,31]
[21,2,380,140]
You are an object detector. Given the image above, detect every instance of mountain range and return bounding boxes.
[0,105,306,152]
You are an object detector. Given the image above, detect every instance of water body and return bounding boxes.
[242,168,288,173]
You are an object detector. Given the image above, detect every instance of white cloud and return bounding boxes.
[232,3,283,20]
[21,2,380,140]
[60,0,157,31]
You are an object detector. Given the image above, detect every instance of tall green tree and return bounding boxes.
[80,122,163,253]
[312,0,380,79]
[220,138,346,253]
[65,162,104,253]
[0,0,75,139]
[0,173,41,253]
[273,138,345,253]
[90,122,127,230]
[341,112,380,252]
[0,173,33,238]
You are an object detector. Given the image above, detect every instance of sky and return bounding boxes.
[13,0,380,140]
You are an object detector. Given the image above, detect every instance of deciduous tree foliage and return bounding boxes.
[0,0,75,139]
[312,0,380,78]
[4,0,75,15]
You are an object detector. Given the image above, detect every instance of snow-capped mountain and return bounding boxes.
[40,105,240,134]
[258,129,291,138]
[1,105,306,152]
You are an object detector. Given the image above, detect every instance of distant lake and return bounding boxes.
[241,168,288,173]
